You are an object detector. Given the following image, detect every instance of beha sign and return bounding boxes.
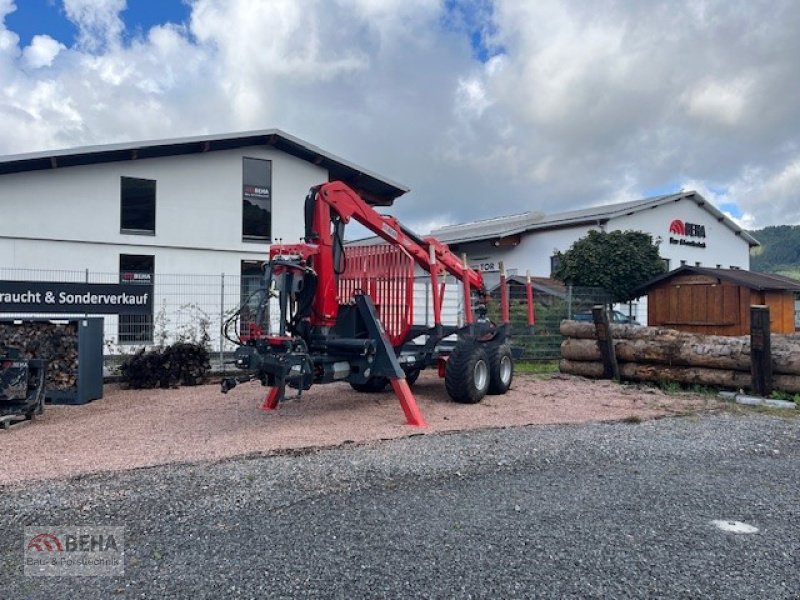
[668,219,707,248]
[0,281,153,315]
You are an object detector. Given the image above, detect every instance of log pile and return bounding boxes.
[559,321,800,393]
[120,342,210,389]
[0,321,78,390]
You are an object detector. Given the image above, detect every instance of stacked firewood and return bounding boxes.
[0,321,78,390]
[120,342,210,389]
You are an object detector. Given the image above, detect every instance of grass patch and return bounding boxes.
[515,361,560,375]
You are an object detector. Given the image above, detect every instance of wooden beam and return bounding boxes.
[592,305,620,380]
[201,141,211,152]
[49,157,57,168]
[750,305,773,396]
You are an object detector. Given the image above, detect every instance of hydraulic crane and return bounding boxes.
[221,181,521,427]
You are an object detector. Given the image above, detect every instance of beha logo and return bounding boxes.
[668,219,707,248]
[26,532,118,552]
[669,219,686,235]
[27,533,64,552]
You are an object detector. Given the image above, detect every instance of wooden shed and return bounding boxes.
[631,266,800,336]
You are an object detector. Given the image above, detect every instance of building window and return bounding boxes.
[661,258,671,271]
[120,177,156,234]
[680,260,687,266]
[242,158,272,241]
[118,254,154,343]
[695,261,701,267]
[240,261,266,334]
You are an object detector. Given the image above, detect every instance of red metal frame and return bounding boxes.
[339,245,415,347]
[526,271,535,326]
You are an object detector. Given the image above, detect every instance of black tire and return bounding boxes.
[350,376,389,393]
[404,368,421,387]
[486,343,514,395]
[445,342,490,404]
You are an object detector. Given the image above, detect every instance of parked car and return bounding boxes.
[572,310,640,325]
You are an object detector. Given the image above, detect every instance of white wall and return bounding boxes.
[0,145,327,268]
[456,196,751,278]
[0,146,330,351]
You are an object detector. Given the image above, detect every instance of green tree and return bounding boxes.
[552,230,666,302]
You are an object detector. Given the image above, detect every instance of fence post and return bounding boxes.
[592,305,620,381]
[219,273,225,373]
[567,284,573,320]
[750,305,772,397]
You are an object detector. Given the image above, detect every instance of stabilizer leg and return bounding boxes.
[260,386,283,411]
[390,378,427,428]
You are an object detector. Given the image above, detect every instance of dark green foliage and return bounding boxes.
[552,230,666,302]
[120,342,210,389]
[749,225,800,275]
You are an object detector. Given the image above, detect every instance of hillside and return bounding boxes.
[749,225,800,278]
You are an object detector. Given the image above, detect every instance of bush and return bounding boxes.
[120,342,210,389]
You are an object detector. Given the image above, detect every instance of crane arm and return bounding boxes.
[312,181,485,291]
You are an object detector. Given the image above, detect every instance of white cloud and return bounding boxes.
[22,34,65,68]
[63,0,126,51]
[682,77,754,126]
[0,0,799,235]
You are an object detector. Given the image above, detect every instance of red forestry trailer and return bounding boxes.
[220,181,534,427]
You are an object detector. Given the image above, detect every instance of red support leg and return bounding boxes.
[260,386,282,411]
[526,270,535,327]
[390,378,427,427]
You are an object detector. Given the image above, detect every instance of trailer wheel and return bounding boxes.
[350,376,389,393]
[404,368,421,387]
[486,343,513,395]
[445,342,489,404]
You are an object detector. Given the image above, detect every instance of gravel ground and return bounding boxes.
[0,372,715,485]
[0,413,798,598]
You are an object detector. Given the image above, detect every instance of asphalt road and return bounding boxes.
[1,413,798,599]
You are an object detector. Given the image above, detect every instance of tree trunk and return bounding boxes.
[559,359,800,393]
[560,323,800,375]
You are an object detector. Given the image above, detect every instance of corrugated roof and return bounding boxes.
[631,266,800,297]
[431,191,760,247]
[0,129,409,206]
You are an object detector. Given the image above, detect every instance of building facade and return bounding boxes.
[429,191,759,321]
[0,130,407,349]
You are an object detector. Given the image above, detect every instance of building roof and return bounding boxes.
[487,275,568,298]
[431,191,760,247]
[0,129,409,206]
[631,266,800,298]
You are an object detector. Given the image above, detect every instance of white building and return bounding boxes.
[429,191,759,320]
[0,130,407,349]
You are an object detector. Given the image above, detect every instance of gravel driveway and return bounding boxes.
[1,413,798,598]
[0,372,714,485]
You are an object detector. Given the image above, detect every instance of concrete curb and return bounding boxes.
[718,391,797,410]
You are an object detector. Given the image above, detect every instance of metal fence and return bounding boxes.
[486,284,619,361]
[0,267,629,366]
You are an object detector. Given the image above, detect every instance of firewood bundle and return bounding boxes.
[121,342,210,389]
[0,321,78,390]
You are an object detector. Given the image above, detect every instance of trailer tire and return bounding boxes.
[486,343,513,395]
[350,376,389,393]
[404,368,421,387]
[445,342,489,404]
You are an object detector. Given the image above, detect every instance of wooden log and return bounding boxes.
[559,359,800,393]
[560,337,751,371]
[560,325,800,375]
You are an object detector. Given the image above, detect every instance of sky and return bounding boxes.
[1,0,799,235]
